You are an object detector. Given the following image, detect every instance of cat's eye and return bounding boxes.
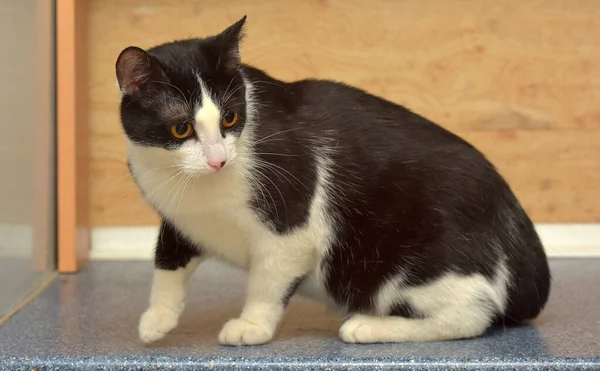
[170,123,193,139]
[222,112,238,128]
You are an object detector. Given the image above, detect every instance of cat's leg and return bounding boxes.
[139,220,203,343]
[339,272,504,343]
[218,241,312,346]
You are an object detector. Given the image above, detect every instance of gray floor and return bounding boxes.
[0,259,599,370]
[0,258,52,320]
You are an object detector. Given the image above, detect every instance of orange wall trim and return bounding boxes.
[57,0,90,272]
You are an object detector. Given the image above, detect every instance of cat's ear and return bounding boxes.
[115,46,166,94]
[213,15,247,71]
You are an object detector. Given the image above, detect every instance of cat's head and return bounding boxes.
[116,16,250,175]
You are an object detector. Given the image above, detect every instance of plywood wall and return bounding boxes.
[88,0,600,227]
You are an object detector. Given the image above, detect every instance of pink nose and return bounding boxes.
[208,160,226,170]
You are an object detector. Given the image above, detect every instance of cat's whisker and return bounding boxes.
[254,152,303,158]
[109,165,182,201]
[158,171,189,217]
[244,166,279,219]
[253,79,284,88]
[221,76,237,105]
[239,148,304,159]
[150,80,192,107]
[253,127,305,146]
[255,159,310,191]
[165,96,189,107]
[249,138,296,147]
[223,102,248,110]
[104,164,177,194]
[240,168,273,215]
[253,161,286,185]
[222,84,246,106]
[101,173,138,199]
[177,175,193,214]
[132,171,182,200]
[127,171,182,208]
[252,166,287,221]
[161,175,182,219]
[189,85,202,105]
[238,168,262,209]
[135,165,182,187]
[167,173,192,220]
[144,170,184,207]
[253,161,301,195]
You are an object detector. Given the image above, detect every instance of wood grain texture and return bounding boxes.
[88,0,600,226]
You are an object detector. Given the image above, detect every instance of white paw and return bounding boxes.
[339,315,377,344]
[138,305,181,343]
[218,318,274,346]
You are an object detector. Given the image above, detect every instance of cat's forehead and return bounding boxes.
[147,73,224,124]
[155,91,190,123]
[140,41,244,115]
[149,39,205,68]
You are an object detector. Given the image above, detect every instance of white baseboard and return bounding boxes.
[90,223,600,260]
[91,226,158,260]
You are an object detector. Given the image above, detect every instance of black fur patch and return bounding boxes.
[282,276,306,307]
[154,220,202,270]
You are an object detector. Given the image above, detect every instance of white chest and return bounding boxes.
[127,141,338,305]
[131,160,265,268]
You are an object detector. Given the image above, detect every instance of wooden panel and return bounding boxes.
[58,0,90,272]
[88,0,600,226]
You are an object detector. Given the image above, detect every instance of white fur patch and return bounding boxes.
[340,261,511,343]
[194,78,221,138]
[296,151,340,308]
[193,78,228,167]
[139,257,202,343]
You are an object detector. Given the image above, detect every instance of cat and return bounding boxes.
[115,16,551,346]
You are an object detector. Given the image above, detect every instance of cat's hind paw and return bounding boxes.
[218,318,274,346]
[138,305,180,343]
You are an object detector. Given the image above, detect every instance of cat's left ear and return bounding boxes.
[214,15,247,71]
[115,46,166,94]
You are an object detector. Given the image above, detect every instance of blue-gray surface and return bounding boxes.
[0,259,599,370]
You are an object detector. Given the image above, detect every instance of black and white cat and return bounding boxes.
[115,16,551,346]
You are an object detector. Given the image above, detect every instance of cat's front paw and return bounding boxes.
[218,318,274,346]
[138,305,181,343]
[339,314,377,344]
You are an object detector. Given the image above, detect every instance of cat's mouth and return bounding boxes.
[179,160,233,177]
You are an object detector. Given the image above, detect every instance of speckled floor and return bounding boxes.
[0,259,599,370]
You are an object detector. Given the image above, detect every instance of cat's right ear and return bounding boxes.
[116,46,165,95]
[213,15,247,71]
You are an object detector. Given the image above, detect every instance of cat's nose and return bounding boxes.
[208,160,226,170]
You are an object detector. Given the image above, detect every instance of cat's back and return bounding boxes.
[246,67,477,154]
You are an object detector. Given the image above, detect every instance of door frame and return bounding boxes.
[56,0,90,272]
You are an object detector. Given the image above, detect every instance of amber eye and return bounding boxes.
[170,123,193,139]
[222,112,238,128]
